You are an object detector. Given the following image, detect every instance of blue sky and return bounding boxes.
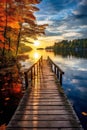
[35,0,87,45]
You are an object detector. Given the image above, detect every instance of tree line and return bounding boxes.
[53,39,87,51]
[45,38,87,58]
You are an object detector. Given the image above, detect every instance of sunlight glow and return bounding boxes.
[34,52,39,59]
[34,41,40,47]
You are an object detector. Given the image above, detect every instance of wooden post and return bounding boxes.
[40,59,41,69]
[34,65,35,77]
[54,66,56,74]
[41,57,42,64]
[52,62,53,71]
[37,63,38,75]
[24,72,28,89]
[60,73,62,86]
[51,62,53,72]
[57,69,59,79]
[39,60,40,72]
[31,68,33,81]
[40,58,42,69]
[24,57,43,89]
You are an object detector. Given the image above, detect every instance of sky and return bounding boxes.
[34,0,87,47]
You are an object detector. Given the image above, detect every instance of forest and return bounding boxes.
[0,0,47,67]
[53,39,87,51]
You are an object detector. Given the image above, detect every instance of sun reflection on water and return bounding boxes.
[29,50,55,61]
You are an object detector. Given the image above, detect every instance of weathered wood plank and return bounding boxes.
[20,103,68,106]
[11,114,78,121]
[8,127,81,130]
[7,120,81,128]
[17,105,71,110]
[15,109,72,115]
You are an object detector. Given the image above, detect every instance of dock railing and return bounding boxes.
[24,56,64,89]
[48,56,64,85]
[24,56,43,89]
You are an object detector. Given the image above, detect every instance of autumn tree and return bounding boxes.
[0,0,47,57]
[0,0,20,55]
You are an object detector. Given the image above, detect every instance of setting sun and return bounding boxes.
[34,41,40,47]
[34,52,39,59]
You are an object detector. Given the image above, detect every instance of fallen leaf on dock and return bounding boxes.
[82,112,87,116]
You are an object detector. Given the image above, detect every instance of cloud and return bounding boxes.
[73,6,87,17]
[35,0,87,40]
[39,35,64,41]
[37,35,64,47]
[79,0,87,5]
[73,0,87,18]
[62,32,82,39]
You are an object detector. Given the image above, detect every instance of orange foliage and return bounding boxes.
[4,44,9,50]
[0,27,4,31]
[7,21,20,29]
[12,83,22,93]
[0,0,12,3]
[0,43,9,49]
[23,18,36,26]
[0,35,5,42]
[28,5,40,12]
[26,12,36,21]
[14,0,21,2]
[0,42,15,51]
[15,0,40,4]
[0,43,4,48]
[27,0,41,4]
[0,7,5,12]
[0,0,47,53]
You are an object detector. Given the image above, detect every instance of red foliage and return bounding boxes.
[0,0,12,3]
[12,83,22,93]
[0,35,5,42]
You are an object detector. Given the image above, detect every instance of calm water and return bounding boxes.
[53,53,87,130]
[26,50,87,130]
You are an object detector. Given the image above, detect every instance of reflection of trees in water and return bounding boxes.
[54,49,87,58]
[0,66,23,126]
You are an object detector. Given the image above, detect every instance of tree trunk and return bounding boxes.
[16,24,22,55]
[2,1,8,56]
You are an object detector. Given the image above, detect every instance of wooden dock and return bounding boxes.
[6,57,83,130]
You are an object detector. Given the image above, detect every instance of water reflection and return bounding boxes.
[54,49,87,59]
[0,66,23,127]
[29,50,55,60]
[51,50,87,130]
